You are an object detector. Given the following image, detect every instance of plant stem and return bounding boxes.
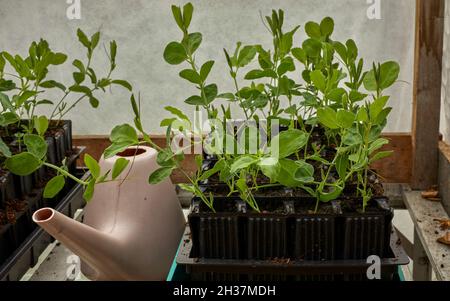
[43,162,89,185]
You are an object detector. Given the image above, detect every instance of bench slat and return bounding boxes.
[402,185,450,280]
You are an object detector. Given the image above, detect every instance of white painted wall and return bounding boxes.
[0,0,415,135]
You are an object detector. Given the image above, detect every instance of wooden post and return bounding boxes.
[411,0,445,190]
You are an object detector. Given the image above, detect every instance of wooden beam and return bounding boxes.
[411,0,445,189]
[73,133,412,184]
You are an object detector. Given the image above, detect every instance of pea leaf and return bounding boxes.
[5,152,41,176]
[320,17,334,37]
[183,2,194,29]
[112,158,130,180]
[165,106,190,121]
[271,129,308,158]
[237,45,257,67]
[310,70,326,92]
[336,110,355,129]
[370,150,393,163]
[34,115,49,136]
[104,124,139,158]
[305,21,321,39]
[317,107,339,129]
[179,69,201,84]
[0,137,11,157]
[148,167,173,184]
[84,154,100,179]
[83,178,96,202]
[24,134,47,159]
[200,60,214,81]
[77,28,91,48]
[163,42,187,65]
[230,156,258,174]
[43,175,65,198]
[111,80,132,91]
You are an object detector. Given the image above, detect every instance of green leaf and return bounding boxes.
[335,154,349,179]
[104,124,139,158]
[200,60,214,81]
[199,159,226,181]
[69,85,91,95]
[230,156,258,174]
[0,79,16,92]
[160,118,176,127]
[378,61,400,89]
[258,157,280,181]
[111,80,132,91]
[148,167,173,184]
[112,158,130,180]
[0,112,19,126]
[165,106,189,121]
[310,70,326,92]
[276,159,305,187]
[5,152,41,176]
[0,92,13,111]
[320,17,334,37]
[302,38,322,58]
[271,129,308,158]
[24,134,47,159]
[50,53,68,65]
[73,72,85,84]
[369,138,389,155]
[319,186,344,202]
[77,28,91,48]
[183,32,202,54]
[369,96,389,120]
[0,137,11,157]
[183,2,194,29]
[277,57,295,76]
[294,160,314,183]
[237,45,257,67]
[43,175,65,198]
[39,80,66,91]
[317,107,339,129]
[178,183,196,193]
[364,61,400,91]
[83,178,96,202]
[89,96,99,108]
[84,154,100,179]
[184,95,203,105]
[179,69,201,84]
[291,48,306,65]
[34,115,49,136]
[110,41,117,63]
[244,69,277,80]
[203,84,218,104]
[171,5,184,31]
[370,150,393,163]
[91,32,100,50]
[336,110,355,128]
[356,107,369,122]
[305,21,322,39]
[163,42,187,65]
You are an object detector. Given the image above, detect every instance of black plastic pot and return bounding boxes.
[176,227,409,281]
[188,196,393,262]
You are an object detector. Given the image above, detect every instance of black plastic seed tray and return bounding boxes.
[176,226,409,281]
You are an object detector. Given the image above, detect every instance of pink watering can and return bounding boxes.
[32,146,186,280]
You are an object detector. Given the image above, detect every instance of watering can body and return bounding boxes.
[33,146,186,280]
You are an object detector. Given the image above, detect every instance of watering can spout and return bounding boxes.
[33,208,123,280]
